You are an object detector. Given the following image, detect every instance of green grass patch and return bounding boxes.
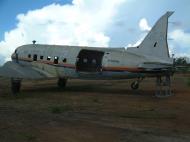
[49,104,73,114]
[187,78,190,87]
[16,132,37,141]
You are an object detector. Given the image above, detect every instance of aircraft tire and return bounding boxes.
[131,81,139,90]
[11,79,21,95]
[57,78,67,88]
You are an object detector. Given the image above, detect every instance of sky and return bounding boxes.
[0,0,189,64]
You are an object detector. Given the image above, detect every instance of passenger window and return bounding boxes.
[92,59,96,64]
[40,56,43,60]
[54,56,59,64]
[63,58,67,63]
[47,56,51,61]
[33,54,37,61]
[83,58,87,63]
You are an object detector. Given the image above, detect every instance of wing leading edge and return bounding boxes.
[0,61,54,79]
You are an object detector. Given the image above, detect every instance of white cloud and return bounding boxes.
[168,29,190,58]
[0,0,126,64]
[127,18,151,47]
[169,29,190,47]
[139,18,151,32]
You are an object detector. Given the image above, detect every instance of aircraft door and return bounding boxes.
[76,50,104,72]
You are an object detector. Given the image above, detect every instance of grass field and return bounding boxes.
[0,74,190,142]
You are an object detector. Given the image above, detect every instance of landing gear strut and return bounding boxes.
[131,81,139,90]
[57,78,67,89]
[155,75,173,97]
[11,78,21,95]
[131,77,144,90]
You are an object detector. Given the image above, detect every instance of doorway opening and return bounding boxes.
[76,50,104,72]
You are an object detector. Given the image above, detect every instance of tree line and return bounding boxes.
[174,57,190,66]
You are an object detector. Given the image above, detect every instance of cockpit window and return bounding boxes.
[15,49,17,53]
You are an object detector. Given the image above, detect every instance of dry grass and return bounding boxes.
[0,74,190,142]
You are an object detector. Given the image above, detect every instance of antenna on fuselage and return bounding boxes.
[32,40,36,44]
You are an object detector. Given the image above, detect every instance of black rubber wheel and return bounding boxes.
[131,81,139,90]
[11,79,21,95]
[57,78,67,88]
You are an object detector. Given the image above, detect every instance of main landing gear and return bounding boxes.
[10,78,67,95]
[130,76,173,97]
[11,78,22,95]
[57,78,67,89]
[131,77,144,90]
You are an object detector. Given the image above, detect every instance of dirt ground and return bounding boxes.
[0,74,190,142]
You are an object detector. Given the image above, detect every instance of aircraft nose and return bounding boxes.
[11,53,16,60]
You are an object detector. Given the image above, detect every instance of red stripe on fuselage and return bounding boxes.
[14,57,143,72]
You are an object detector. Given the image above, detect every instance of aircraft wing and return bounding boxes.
[0,61,54,79]
[139,62,173,69]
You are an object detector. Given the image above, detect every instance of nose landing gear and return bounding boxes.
[57,78,67,89]
[11,78,22,95]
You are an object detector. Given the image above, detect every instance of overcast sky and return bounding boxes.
[0,0,189,64]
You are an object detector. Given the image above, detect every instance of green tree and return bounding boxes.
[174,57,187,65]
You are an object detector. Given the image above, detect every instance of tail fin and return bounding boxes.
[127,11,174,59]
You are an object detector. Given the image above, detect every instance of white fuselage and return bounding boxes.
[11,44,171,80]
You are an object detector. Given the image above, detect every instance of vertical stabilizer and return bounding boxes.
[127,12,174,59]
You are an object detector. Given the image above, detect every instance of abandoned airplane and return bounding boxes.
[0,12,175,97]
